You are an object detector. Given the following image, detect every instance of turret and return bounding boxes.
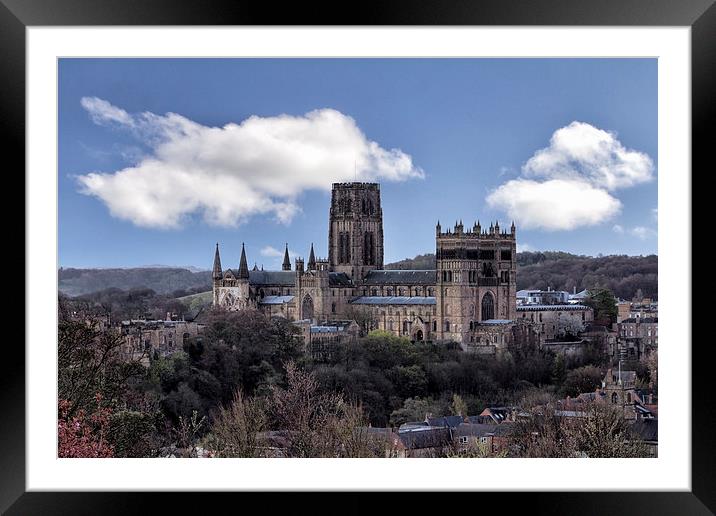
[511,220,516,235]
[238,243,250,279]
[282,243,291,271]
[436,220,441,236]
[308,243,316,271]
[212,243,223,280]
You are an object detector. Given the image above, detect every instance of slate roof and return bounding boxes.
[398,427,452,450]
[480,319,513,325]
[259,295,295,305]
[329,272,353,287]
[454,422,515,438]
[248,270,295,286]
[426,415,465,428]
[517,304,590,311]
[350,296,437,306]
[621,317,658,324]
[363,270,437,285]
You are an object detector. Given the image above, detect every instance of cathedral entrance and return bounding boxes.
[302,294,314,321]
[415,329,424,341]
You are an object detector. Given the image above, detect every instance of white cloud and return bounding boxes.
[486,179,622,231]
[76,97,424,229]
[612,224,625,234]
[631,226,657,240]
[260,245,284,258]
[488,121,652,231]
[523,121,653,191]
[517,243,535,253]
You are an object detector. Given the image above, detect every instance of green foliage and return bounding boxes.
[561,365,603,397]
[585,288,619,325]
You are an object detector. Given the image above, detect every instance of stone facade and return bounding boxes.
[212,181,525,350]
[516,304,594,342]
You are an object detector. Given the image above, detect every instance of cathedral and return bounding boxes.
[212,182,525,350]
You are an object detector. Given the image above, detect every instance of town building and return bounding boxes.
[120,317,202,364]
[617,317,658,360]
[516,304,594,341]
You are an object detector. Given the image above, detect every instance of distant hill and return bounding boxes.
[59,251,657,301]
[58,267,212,297]
[385,251,657,301]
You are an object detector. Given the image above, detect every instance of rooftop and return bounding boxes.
[350,296,437,306]
[363,270,436,285]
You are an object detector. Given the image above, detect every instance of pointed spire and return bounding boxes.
[282,243,291,271]
[212,243,223,279]
[308,243,316,270]
[238,243,249,279]
[252,262,259,271]
[511,220,516,234]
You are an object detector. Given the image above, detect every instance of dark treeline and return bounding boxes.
[386,251,657,301]
[59,267,212,297]
[61,287,202,322]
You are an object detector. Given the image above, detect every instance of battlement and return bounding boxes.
[331,182,380,190]
[436,220,516,239]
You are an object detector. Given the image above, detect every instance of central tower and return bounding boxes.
[328,182,384,281]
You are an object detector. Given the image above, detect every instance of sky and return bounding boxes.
[58,58,657,270]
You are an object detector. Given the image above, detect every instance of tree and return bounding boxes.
[205,389,268,458]
[451,394,468,417]
[58,394,114,458]
[584,288,618,325]
[562,365,603,397]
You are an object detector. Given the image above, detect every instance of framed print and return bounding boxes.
[5,0,713,513]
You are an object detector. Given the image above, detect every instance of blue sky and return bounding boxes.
[59,58,657,270]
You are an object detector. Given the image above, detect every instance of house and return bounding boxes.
[453,422,514,455]
[397,426,453,457]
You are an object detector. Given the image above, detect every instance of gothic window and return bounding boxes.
[371,288,377,296]
[611,392,618,404]
[428,288,434,296]
[481,292,495,321]
[432,320,437,331]
[403,321,409,334]
[331,302,336,314]
[302,295,314,320]
[363,232,375,265]
[445,320,451,332]
[388,319,394,330]
[387,288,393,296]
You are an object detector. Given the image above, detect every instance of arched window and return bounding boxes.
[331,302,336,314]
[371,288,377,296]
[481,292,495,321]
[387,288,393,296]
[611,392,618,404]
[388,319,394,330]
[302,295,314,320]
[403,321,409,334]
[445,320,450,332]
[433,320,437,331]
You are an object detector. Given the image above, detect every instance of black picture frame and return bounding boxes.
[4,0,711,513]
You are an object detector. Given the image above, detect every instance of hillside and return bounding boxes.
[58,267,212,297]
[385,251,657,300]
[59,251,657,301]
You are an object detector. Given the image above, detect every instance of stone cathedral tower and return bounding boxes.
[328,182,384,281]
